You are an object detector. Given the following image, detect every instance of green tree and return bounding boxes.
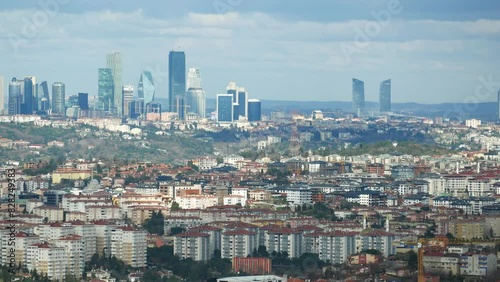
[143,211,165,235]
[171,202,180,211]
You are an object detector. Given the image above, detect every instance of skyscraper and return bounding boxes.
[0,76,4,114]
[138,71,155,104]
[106,52,123,116]
[226,82,237,103]
[233,103,239,121]
[379,79,391,112]
[39,81,50,111]
[68,95,79,107]
[98,68,114,111]
[217,94,233,122]
[352,78,365,116]
[78,93,89,111]
[51,82,65,115]
[247,99,262,122]
[122,85,134,117]
[498,90,500,121]
[186,68,206,119]
[8,78,22,115]
[22,76,35,114]
[168,51,186,113]
[237,87,248,117]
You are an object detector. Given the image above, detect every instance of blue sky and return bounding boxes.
[1,0,500,104]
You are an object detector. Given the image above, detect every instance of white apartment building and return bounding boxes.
[304,231,356,264]
[460,253,497,277]
[195,156,218,170]
[36,222,76,241]
[357,230,396,258]
[231,187,249,199]
[190,225,222,259]
[54,234,84,278]
[221,230,258,259]
[223,155,244,166]
[26,242,67,281]
[70,221,98,262]
[283,188,312,206]
[110,226,147,268]
[175,195,218,209]
[94,221,119,257]
[1,232,39,267]
[174,231,210,261]
[86,205,122,221]
[33,206,64,222]
[223,195,247,206]
[467,179,493,197]
[265,228,303,258]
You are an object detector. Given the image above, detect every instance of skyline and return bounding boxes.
[1,1,500,104]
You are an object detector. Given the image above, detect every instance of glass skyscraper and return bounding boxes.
[39,81,50,111]
[226,82,237,103]
[237,87,248,117]
[168,51,186,113]
[51,82,65,115]
[8,78,22,115]
[98,68,114,111]
[247,99,262,122]
[217,94,233,122]
[22,76,35,115]
[106,52,123,116]
[186,68,206,119]
[122,85,134,117]
[352,78,365,116]
[379,79,391,112]
[78,93,89,110]
[138,71,155,105]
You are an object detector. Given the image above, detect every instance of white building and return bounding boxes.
[164,216,204,235]
[176,195,218,209]
[265,227,303,258]
[357,230,396,258]
[26,242,67,281]
[221,230,258,259]
[223,195,247,206]
[174,231,210,261]
[54,234,85,278]
[110,226,147,268]
[304,231,356,264]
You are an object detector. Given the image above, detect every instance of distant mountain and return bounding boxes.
[155,98,499,121]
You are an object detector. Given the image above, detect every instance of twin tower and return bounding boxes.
[352,78,391,116]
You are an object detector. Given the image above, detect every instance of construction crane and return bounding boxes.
[417,236,448,282]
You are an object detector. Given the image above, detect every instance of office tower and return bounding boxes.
[98,68,114,111]
[168,51,186,113]
[22,76,35,114]
[226,82,237,103]
[137,71,155,105]
[0,76,3,114]
[233,103,239,121]
[8,78,22,115]
[186,68,206,118]
[237,87,248,117]
[129,100,144,119]
[68,95,79,107]
[352,78,365,116]
[122,85,134,117]
[247,99,262,122]
[51,82,65,115]
[146,102,161,114]
[175,96,185,119]
[78,93,89,110]
[216,94,233,122]
[379,79,391,112]
[106,52,123,115]
[39,81,50,111]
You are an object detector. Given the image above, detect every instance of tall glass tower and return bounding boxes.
[168,51,186,113]
[186,68,206,118]
[51,82,65,115]
[138,71,155,104]
[98,68,114,111]
[379,79,391,112]
[39,81,50,111]
[22,76,35,114]
[0,76,4,114]
[8,78,22,115]
[106,52,123,116]
[352,78,365,116]
[226,82,237,103]
[248,99,262,122]
[237,87,248,117]
[217,94,233,122]
[122,85,134,117]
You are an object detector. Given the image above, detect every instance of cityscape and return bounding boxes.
[1,1,500,282]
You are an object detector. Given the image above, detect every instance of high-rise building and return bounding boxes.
[237,87,248,117]
[51,82,65,115]
[8,78,22,115]
[186,68,206,118]
[248,99,262,122]
[129,100,144,119]
[137,71,155,105]
[352,78,365,116]
[226,82,237,103]
[217,94,233,122]
[22,76,35,115]
[168,51,186,113]
[39,81,50,111]
[379,79,391,112]
[0,76,4,114]
[122,85,134,117]
[175,96,185,119]
[98,68,114,111]
[498,90,500,121]
[106,52,123,116]
[233,103,239,121]
[78,93,89,110]
[68,95,79,107]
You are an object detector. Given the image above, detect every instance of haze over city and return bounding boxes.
[2,0,500,103]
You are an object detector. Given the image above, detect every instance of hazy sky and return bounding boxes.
[1,0,500,104]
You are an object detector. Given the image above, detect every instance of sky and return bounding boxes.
[1,0,500,104]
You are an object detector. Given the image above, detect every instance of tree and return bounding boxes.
[96,163,103,174]
[171,202,180,211]
[170,227,186,236]
[143,211,165,235]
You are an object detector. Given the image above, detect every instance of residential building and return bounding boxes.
[221,229,258,259]
[110,226,147,267]
[174,231,210,261]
